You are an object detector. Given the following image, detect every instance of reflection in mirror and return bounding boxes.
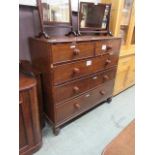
[41,0,70,23]
[80,3,110,30]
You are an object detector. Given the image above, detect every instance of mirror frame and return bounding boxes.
[36,0,74,38]
[38,0,72,25]
[78,2,111,34]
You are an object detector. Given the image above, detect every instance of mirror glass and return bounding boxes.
[41,0,70,23]
[80,3,110,29]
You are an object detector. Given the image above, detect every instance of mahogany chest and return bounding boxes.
[29,35,121,135]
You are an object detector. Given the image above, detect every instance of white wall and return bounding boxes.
[19,0,36,6]
[19,0,100,9]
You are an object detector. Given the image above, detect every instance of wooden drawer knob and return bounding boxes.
[73,86,80,93]
[109,52,114,56]
[74,103,81,109]
[100,90,105,95]
[107,46,112,50]
[19,100,22,105]
[105,59,111,65]
[92,76,98,80]
[73,68,80,74]
[73,49,80,55]
[103,75,109,80]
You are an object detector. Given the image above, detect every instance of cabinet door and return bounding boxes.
[113,55,135,95]
[126,55,135,87]
[19,105,28,150]
[113,56,131,95]
[19,91,34,153]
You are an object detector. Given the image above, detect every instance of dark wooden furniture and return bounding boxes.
[102,120,135,155]
[20,60,45,128]
[29,35,121,135]
[19,73,42,155]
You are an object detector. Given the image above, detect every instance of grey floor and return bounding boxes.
[35,86,135,155]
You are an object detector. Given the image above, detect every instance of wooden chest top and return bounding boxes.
[31,35,121,43]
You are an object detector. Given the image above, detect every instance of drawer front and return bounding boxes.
[53,68,117,103]
[55,81,114,123]
[95,39,121,56]
[53,55,115,85]
[51,42,94,64]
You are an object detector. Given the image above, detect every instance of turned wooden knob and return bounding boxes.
[73,48,80,55]
[109,52,114,56]
[105,59,111,65]
[100,90,105,95]
[107,46,112,50]
[103,75,109,80]
[73,86,80,93]
[74,103,81,109]
[73,68,80,74]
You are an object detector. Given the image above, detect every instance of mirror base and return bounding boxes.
[36,32,50,39]
[108,31,113,36]
[77,30,113,36]
[65,31,77,36]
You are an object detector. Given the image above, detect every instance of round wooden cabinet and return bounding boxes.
[19,73,42,155]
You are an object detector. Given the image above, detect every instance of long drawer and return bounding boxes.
[55,81,115,124]
[53,54,118,85]
[53,67,117,104]
[51,42,94,64]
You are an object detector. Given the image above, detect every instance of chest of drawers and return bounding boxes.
[29,35,121,135]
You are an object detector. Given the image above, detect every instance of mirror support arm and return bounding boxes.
[66,31,77,36]
[36,0,49,39]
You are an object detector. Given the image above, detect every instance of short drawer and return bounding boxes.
[95,39,121,56]
[55,81,114,123]
[53,55,116,85]
[51,42,94,64]
[53,67,117,103]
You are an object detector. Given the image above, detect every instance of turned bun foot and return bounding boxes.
[107,97,112,104]
[53,127,60,136]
